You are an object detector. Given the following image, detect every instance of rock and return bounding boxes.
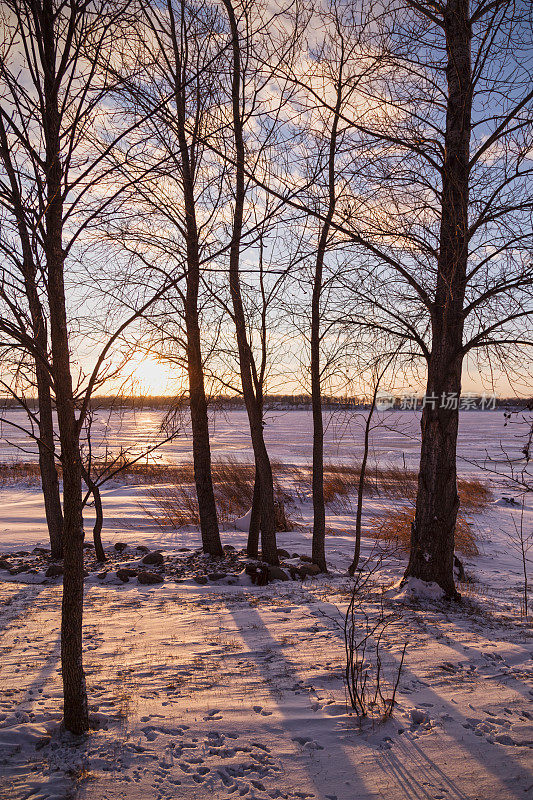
[137,571,164,585]
[83,542,94,549]
[0,559,10,570]
[114,542,128,552]
[291,553,300,559]
[223,544,236,552]
[193,574,208,585]
[245,563,270,586]
[97,571,108,579]
[267,565,289,582]
[141,551,164,566]
[208,572,228,581]
[299,563,321,578]
[178,547,191,552]
[277,548,291,559]
[116,568,138,582]
[288,565,302,581]
[136,545,149,553]
[300,555,314,563]
[45,564,64,577]
[32,547,49,555]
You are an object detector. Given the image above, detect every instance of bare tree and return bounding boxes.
[102,0,228,556]
[273,0,532,596]
[295,6,376,572]
[0,0,141,733]
[219,0,301,565]
[348,348,401,575]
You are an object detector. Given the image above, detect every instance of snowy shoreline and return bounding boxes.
[0,411,531,800]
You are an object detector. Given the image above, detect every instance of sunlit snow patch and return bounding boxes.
[387,576,445,600]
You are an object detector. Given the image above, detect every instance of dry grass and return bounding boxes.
[0,461,43,487]
[143,458,294,531]
[301,464,491,513]
[373,506,479,557]
[0,457,490,553]
[457,478,493,511]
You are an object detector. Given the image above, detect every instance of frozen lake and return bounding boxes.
[0,406,528,475]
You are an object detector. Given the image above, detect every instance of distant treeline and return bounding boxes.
[1,394,531,412]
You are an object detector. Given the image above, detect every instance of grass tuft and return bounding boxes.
[373,506,479,557]
[143,458,294,531]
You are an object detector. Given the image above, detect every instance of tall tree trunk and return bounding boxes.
[0,115,63,558]
[29,293,63,559]
[310,70,342,573]
[405,0,472,598]
[26,266,63,558]
[310,308,326,570]
[42,0,88,734]
[222,0,278,566]
[172,28,223,558]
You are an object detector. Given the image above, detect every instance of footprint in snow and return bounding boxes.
[253,705,272,716]
[292,735,324,750]
[204,708,223,720]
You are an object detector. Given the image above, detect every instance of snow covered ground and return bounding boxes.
[0,410,531,799]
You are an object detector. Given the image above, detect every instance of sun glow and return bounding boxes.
[127,356,177,396]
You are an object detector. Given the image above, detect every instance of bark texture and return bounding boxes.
[405,0,472,597]
[42,0,88,733]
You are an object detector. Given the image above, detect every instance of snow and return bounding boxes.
[0,410,532,799]
[388,577,447,600]
[235,507,252,532]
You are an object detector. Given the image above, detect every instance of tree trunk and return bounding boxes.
[91,483,105,562]
[348,396,374,576]
[49,272,88,732]
[37,389,63,560]
[311,329,326,570]
[26,268,63,558]
[253,425,278,564]
[222,0,278,566]
[80,465,106,562]
[247,467,261,557]
[42,0,88,733]
[187,322,223,557]
[172,39,223,558]
[405,0,472,598]
[310,220,326,571]
[0,113,64,559]
[310,69,342,573]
